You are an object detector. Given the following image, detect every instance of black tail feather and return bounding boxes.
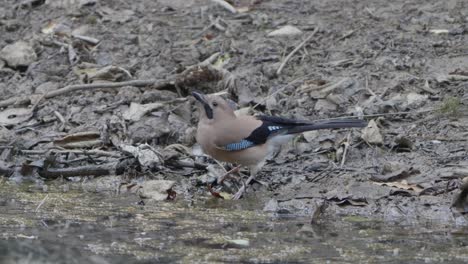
[286,119,367,134]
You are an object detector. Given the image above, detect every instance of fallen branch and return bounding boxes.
[72,34,100,45]
[20,149,122,158]
[166,159,208,170]
[313,108,437,122]
[40,162,118,178]
[0,79,172,108]
[277,27,319,75]
[195,17,224,38]
[1,53,233,109]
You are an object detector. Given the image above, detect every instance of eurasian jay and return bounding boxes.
[192,91,367,199]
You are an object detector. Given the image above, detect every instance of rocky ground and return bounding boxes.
[0,0,467,224]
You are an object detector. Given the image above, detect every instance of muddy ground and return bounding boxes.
[0,0,467,225]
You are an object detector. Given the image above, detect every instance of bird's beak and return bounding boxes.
[192,91,213,119]
[192,91,209,105]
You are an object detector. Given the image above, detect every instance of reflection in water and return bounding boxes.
[1,183,468,263]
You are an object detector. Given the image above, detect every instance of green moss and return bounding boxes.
[342,215,373,223]
[85,15,98,25]
[439,96,461,117]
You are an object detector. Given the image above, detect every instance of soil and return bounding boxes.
[1,0,468,225]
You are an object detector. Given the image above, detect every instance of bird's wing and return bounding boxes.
[217,115,366,151]
[256,115,311,125]
[221,139,256,151]
[216,115,293,151]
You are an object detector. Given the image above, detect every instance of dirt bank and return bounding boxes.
[0,0,467,224]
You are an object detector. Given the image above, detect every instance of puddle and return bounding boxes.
[1,181,468,263]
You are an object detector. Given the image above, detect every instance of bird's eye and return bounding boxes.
[212,101,218,107]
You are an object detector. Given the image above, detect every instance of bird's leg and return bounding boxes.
[216,165,241,185]
[233,173,256,200]
[232,163,264,200]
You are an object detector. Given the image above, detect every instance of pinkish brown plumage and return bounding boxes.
[192,91,367,199]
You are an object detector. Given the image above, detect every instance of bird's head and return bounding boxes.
[192,91,237,122]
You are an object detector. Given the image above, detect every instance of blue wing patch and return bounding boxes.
[268,126,282,131]
[224,139,255,151]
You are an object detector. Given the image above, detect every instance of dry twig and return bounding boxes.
[40,162,118,178]
[0,79,170,108]
[340,132,352,168]
[251,75,310,110]
[35,194,49,212]
[277,27,319,75]
[233,173,256,200]
[210,0,237,13]
[20,149,122,158]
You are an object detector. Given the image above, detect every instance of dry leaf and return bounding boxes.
[374,180,424,194]
[123,102,164,122]
[120,144,162,168]
[54,131,101,148]
[0,108,32,125]
[334,198,368,207]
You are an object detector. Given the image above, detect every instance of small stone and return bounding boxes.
[128,116,170,143]
[35,82,59,94]
[314,99,337,112]
[361,120,383,145]
[405,92,428,108]
[263,198,279,212]
[4,19,21,32]
[265,96,277,109]
[0,41,37,68]
[326,93,347,105]
[303,130,319,143]
[382,161,403,174]
[138,180,175,201]
[226,239,249,247]
[295,142,312,154]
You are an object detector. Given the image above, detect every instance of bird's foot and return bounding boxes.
[233,174,256,200]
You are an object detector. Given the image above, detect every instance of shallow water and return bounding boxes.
[1,181,468,264]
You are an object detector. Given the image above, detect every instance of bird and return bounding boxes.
[192,91,367,199]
